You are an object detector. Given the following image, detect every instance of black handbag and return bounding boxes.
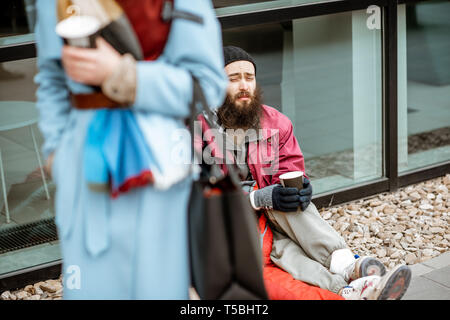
[187,77,268,300]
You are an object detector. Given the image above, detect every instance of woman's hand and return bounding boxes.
[62,37,121,86]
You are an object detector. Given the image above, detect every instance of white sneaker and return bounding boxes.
[339,286,361,300]
[340,265,412,300]
[351,256,386,281]
[330,249,386,282]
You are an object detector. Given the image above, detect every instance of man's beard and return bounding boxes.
[217,85,263,130]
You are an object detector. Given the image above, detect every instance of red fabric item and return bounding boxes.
[259,214,343,300]
[111,170,154,199]
[263,266,344,300]
[196,105,308,189]
[116,0,172,61]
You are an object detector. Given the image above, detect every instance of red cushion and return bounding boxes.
[263,265,343,300]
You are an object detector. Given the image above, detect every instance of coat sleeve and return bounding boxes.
[34,0,71,160]
[132,0,228,118]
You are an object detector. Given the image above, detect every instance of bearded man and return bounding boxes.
[201,46,412,300]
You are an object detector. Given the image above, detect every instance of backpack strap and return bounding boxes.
[161,0,204,25]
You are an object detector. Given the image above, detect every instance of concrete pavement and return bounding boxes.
[402,251,450,300]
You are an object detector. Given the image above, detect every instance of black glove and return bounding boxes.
[299,177,312,211]
[272,185,301,212]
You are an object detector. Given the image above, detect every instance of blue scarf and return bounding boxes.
[83,109,161,198]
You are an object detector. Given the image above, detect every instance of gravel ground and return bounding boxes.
[320,173,449,268]
[2,174,448,300]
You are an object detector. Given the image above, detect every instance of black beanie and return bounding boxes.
[223,46,256,74]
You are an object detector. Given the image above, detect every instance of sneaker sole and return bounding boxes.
[376,265,412,300]
[356,257,387,278]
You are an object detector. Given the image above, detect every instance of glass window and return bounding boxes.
[222,8,383,195]
[0,0,36,48]
[0,0,36,38]
[214,0,279,9]
[398,0,450,173]
[0,58,60,276]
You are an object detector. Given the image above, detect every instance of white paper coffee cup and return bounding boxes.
[56,15,101,48]
[279,171,304,189]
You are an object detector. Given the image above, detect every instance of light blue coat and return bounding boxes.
[34,0,227,299]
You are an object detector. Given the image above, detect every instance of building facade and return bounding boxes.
[0,0,449,289]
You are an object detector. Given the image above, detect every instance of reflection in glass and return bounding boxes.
[398,0,450,173]
[0,0,36,38]
[223,9,383,195]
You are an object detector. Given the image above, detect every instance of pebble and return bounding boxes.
[322,211,332,220]
[15,291,30,300]
[376,248,387,258]
[34,283,44,295]
[390,251,403,259]
[40,280,62,293]
[394,233,403,240]
[409,192,422,201]
[370,200,382,207]
[430,227,444,234]
[1,291,15,300]
[419,203,434,210]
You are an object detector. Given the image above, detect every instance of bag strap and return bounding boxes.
[161,1,204,24]
[188,76,243,187]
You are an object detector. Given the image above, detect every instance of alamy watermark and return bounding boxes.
[170,120,281,176]
[367,5,381,30]
[65,265,81,290]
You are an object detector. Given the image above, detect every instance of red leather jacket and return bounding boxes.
[247,104,306,188]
